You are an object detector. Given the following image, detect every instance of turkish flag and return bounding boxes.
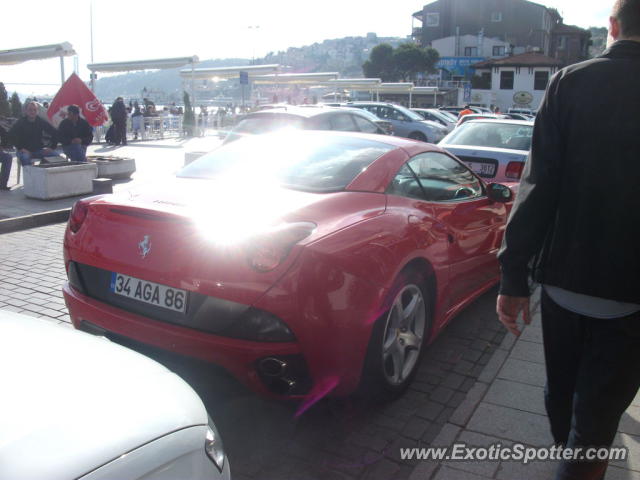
[48,73,109,127]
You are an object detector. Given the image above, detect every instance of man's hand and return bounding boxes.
[496,295,531,336]
[71,138,82,144]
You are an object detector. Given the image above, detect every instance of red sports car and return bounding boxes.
[63,132,513,400]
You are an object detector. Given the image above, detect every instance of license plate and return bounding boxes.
[110,273,187,313]
[465,161,496,177]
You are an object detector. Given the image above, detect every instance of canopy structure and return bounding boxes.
[321,78,382,101]
[0,42,76,84]
[87,56,199,73]
[412,86,440,107]
[251,72,339,85]
[87,55,199,92]
[179,64,281,81]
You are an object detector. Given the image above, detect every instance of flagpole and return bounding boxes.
[90,0,95,91]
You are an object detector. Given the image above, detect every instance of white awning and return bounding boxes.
[323,78,381,90]
[376,83,415,93]
[251,72,339,85]
[0,42,76,65]
[88,56,199,72]
[180,64,281,80]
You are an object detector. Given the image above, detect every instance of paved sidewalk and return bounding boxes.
[0,136,222,220]
[410,293,640,480]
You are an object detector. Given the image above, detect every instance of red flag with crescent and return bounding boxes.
[47,73,109,127]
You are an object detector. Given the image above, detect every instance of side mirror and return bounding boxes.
[487,183,513,203]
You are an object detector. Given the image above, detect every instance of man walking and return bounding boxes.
[497,1,640,478]
[9,101,58,165]
[57,105,93,163]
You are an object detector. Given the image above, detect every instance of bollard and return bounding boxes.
[93,178,113,194]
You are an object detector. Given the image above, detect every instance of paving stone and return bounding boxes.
[363,458,400,480]
[496,456,559,480]
[431,423,461,447]
[435,407,455,426]
[449,382,488,427]
[605,465,640,480]
[519,325,543,344]
[433,465,493,480]
[417,401,445,422]
[510,340,545,365]
[431,386,455,405]
[497,358,547,388]
[452,360,475,376]
[403,418,433,441]
[483,378,546,415]
[466,403,552,445]
[477,348,509,384]
[408,461,439,480]
[458,377,476,393]
[611,432,640,472]
[441,373,466,391]
[448,392,466,410]
[441,430,508,478]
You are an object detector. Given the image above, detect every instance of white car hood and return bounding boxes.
[0,313,207,480]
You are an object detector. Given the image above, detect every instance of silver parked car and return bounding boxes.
[412,108,457,133]
[223,106,388,144]
[439,119,533,183]
[0,311,230,480]
[346,102,449,143]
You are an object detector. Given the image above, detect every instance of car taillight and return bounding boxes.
[247,222,316,272]
[505,161,525,180]
[68,200,90,233]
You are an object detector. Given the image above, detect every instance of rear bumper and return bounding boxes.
[63,282,303,397]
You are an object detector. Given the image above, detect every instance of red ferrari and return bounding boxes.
[63,131,513,400]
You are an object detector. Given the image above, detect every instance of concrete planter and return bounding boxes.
[184,151,207,166]
[23,162,98,200]
[87,156,136,180]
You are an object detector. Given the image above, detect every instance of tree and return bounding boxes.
[182,91,196,137]
[363,43,440,83]
[0,83,10,117]
[393,43,440,82]
[362,43,396,82]
[10,92,22,117]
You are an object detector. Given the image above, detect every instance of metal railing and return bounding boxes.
[93,114,237,143]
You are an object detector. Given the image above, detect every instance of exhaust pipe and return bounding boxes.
[271,377,297,395]
[259,357,288,377]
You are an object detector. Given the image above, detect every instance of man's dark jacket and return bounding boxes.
[58,117,93,146]
[8,116,57,151]
[110,100,127,123]
[498,40,640,304]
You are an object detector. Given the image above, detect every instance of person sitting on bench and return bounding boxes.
[9,101,58,166]
[58,105,93,163]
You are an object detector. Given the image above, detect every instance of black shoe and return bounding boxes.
[0,185,11,191]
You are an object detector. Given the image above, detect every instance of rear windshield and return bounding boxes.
[443,122,533,151]
[177,133,394,192]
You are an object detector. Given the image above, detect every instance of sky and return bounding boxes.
[1,0,611,97]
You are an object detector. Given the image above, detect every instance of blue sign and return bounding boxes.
[436,57,485,76]
[239,71,249,85]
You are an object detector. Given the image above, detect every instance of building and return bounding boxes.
[466,52,562,110]
[412,0,590,67]
[413,0,557,55]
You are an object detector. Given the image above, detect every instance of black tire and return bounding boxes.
[358,269,432,401]
[408,132,428,142]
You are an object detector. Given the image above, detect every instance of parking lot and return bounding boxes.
[0,222,508,480]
